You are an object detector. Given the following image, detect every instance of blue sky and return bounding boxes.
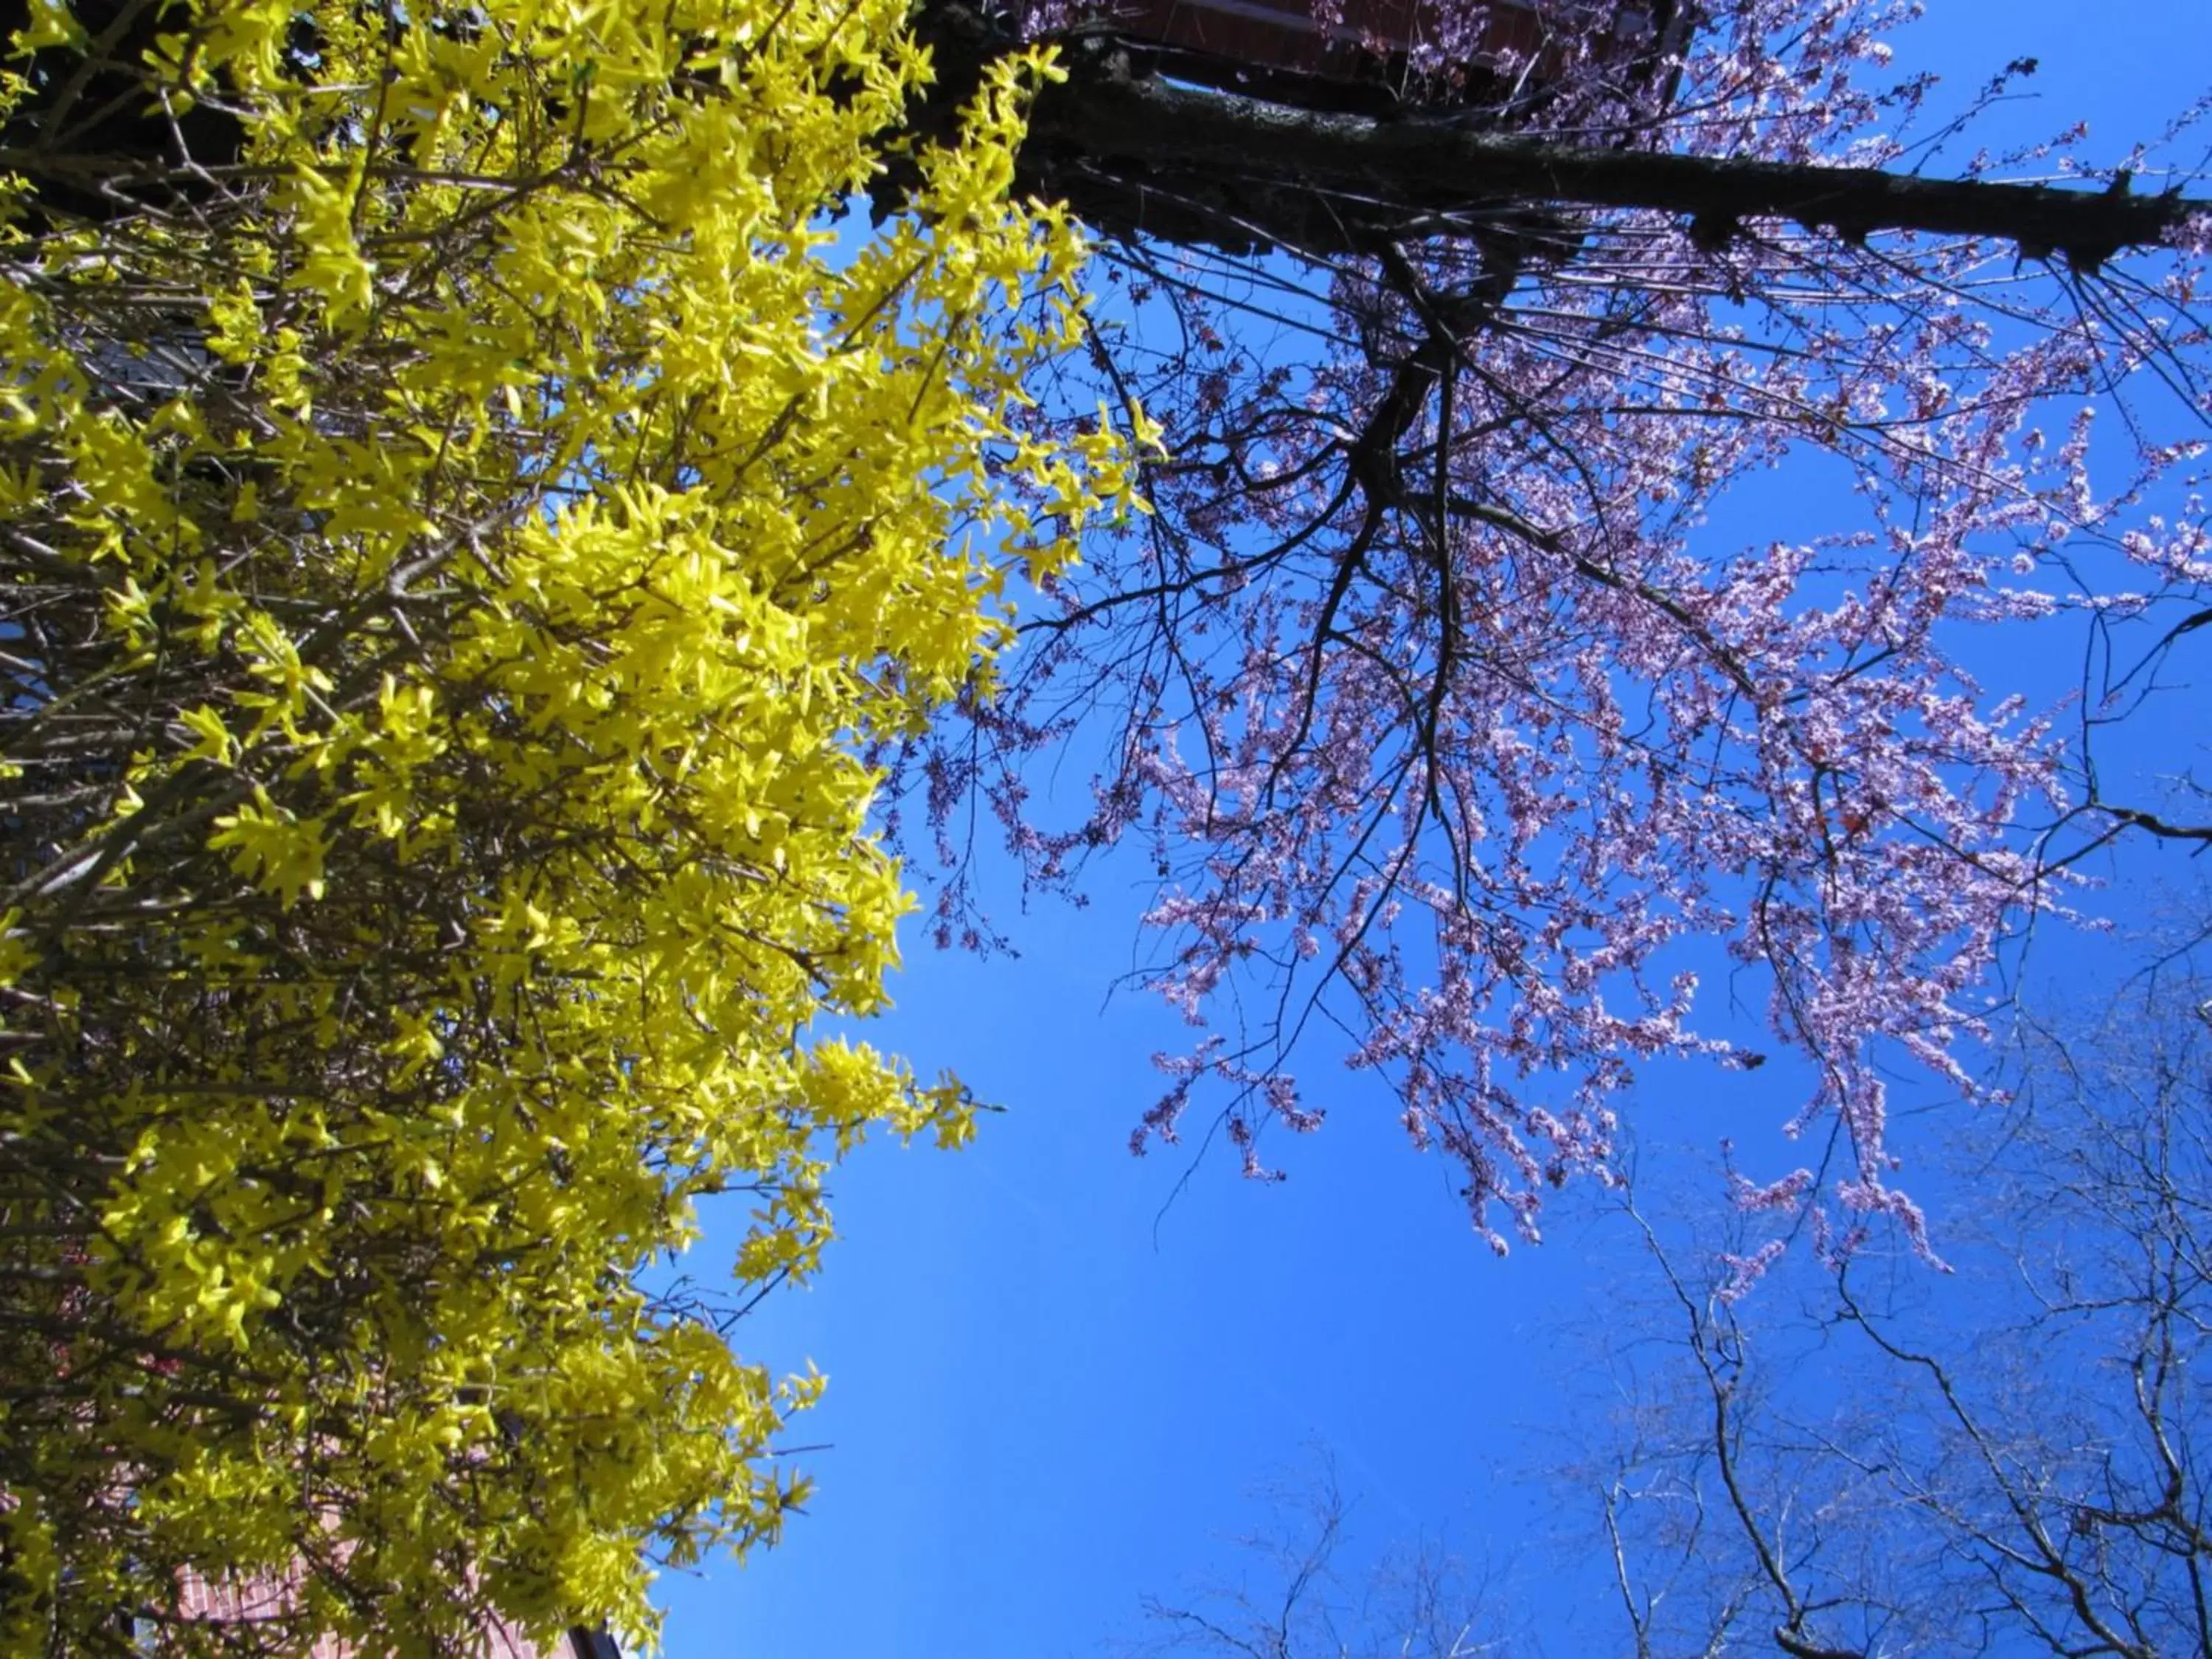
[653,7,2212,1654]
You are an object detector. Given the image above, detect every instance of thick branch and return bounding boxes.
[1023,68,2207,266]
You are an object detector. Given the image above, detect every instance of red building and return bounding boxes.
[1096,0,1690,109]
[170,1571,621,1658]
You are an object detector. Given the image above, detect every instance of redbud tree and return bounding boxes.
[894,0,2212,1254]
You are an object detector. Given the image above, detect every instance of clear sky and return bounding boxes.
[654,7,2212,1655]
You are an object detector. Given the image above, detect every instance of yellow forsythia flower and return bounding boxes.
[0,0,1141,1652]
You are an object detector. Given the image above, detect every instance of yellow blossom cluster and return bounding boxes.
[0,0,1133,1649]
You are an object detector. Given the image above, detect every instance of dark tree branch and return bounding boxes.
[2101,804,2212,846]
[1019,63,2205,266]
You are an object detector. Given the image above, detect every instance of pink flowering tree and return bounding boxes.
[894,0,2212,1256]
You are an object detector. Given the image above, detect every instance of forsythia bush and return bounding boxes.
[0,0,1130,1649]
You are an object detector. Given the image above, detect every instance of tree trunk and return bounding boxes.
[1004,33,2205,265]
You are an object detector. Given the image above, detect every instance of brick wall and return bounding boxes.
[167,1570,601,1658]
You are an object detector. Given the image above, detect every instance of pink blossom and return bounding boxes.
[888,0,2212,1256]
